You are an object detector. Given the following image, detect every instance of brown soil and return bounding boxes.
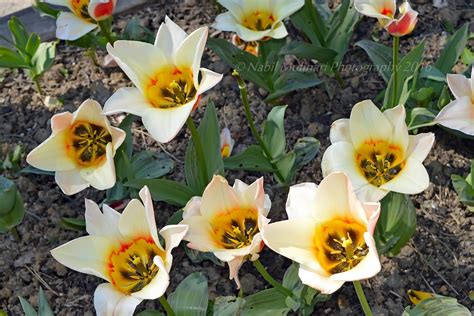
[0,0,473,315]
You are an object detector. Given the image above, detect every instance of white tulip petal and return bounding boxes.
[51,235,113,281]
[138,186,162,246]
[435,97,474,136]
[94,283,142,316]
[235,23,272,42]
[380,157,429,194]
[350,100,393,148]
[80,143,116,190]
[321,142,369,191]
[141,100,195,143]
[330,233,381,281]
[383,105,409,152]
[218,0,244,19]
[174,27,208,87]
[85,199,121,238]
[213,12,240,33]
[200,175,242,219]
[132,256,170,300]
[181,216,216,252]
[355,183,388,202]
[273,0,305,21]
[196,68,223,96]
[73,99,108,128]
[162,16,188,50]
[56,12,97,41]
[55,170,90,195]
[354,0,396,20]
[26,130,76,172]
[182,197,203,219]
[298,265,344,294]
[155,19,174,58]
[406,133,435,162]
[104,87,152,116]
[228,256,245,289]
[159,224,188,270]
[447,73,471,100]
[286,182,318,219]
[51,112,73,135]
[330,119,351,143]
[110,126,126,152]
[362,202,381,235]
[267,22,288,39]
[44,0,69,6]
[107,41,168,93]
[262,219,320,271]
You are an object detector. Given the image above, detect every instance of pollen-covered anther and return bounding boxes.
[70,0,93,21]
[69,122,112,166]
[242,11,275,31]
[211,208,260,250]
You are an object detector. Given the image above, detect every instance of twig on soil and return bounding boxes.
[410,244,459,295]
[421,226,459,270]
[389,290,405,301]
[25,210,41,221]
[419,273,436,294]
[25,266,62,297]
[134,129,184,164]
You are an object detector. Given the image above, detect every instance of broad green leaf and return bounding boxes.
[20,166,55,176]
[0,47,30,69]
[60,217,86,232]
[266,71,323,102]
[262,106,287,158]
[461,47,474,65]
[403,296,471,315]
[212,296,245,316]
[411,87,434,104]
[224,145,275,173]
[185,102,224,194]
[207,38,269,90]
[31,42,57,77]
[355,40,392,82]
[166,210,184,225]
[126,179,194,207]
[451,160,474,211]
[8,17,29,52]
[384,40,425,108]
[129,152,174,180]
[137,311,165,316]
[114,115,135,181]
[292,137,320,173]
[276,152,296,184]
[241,288,290,315]
[290,0,328,45]
[122,18,155,43]
[419,66,446,82]
[32,0,60,18]
[19,297,38,316]
[280,41,337,63]
[407,107,436,130]
[0,177,25,233]
[0,177,17,214]
[169,272,209,316]
[38,288,54,316]
[105,181,128,203]
[374,192,416,256]
[434,23,468,74]
[25,33,41,60]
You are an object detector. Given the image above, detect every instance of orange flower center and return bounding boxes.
[145,66,196,109]
[313,217,368,274]
[242,11,275,31]
[69,0,93,22]
[66,121,112,167]
[355,140,405,187]
[211,207,259,249]
[108,237,165,294]
[380,7,393,18]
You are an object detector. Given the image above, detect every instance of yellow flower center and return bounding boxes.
[355,140,405,187]
[66,121,112,167]
[145,66,196,109]
[242,11,275,31]
[211,208,259,249]
[221,144,231,158]
[314,217,368,274]
[69,0,93,22]
[108,237,165,294]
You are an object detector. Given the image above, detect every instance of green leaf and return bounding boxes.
[266,71,323,102]
[407,107,436,130]
[384,40,425,108]
[460,47,474,65]
[114,115,135,181]
[241,288,290,315]
[212,296,245,316]
[126,179,194,207]
[122,18,155,43]
[169,272,209,316]
[129,152,174,180]
[21,166,55,176]
[32,0,60,18]
[31,42,57,78]
[280,41,337,63]
[60,217,86,232]
[8,17,29,52]
[38,288,54,316]
[0,176,18,214]
[374,192,417,256]
[184,247,224,267]
[224,145,275,173]
[276,152,296,184]
[290,0,328,45]
[262,105,287,158]
[207,38,269,90]
[167,210,184,225]
[355,40,392,82]
[19,297,38,316]
[0,177,25,233]
[434,23,468,74]
[0,47,30,69]
[451,160,474,210]
[403,296,471,315]
[25,34,41,61]
[185,101,224,194]
[292,137,320,173]
[137,311,165,316]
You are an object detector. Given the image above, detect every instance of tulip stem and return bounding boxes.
[33,77,43,95]
[253,259,294,298]
[391,36,400,108]
[186,116,209,186]
[159,296,176,316]
[353,281,373,316]
[232,71,286,184]
[98,20,114,44]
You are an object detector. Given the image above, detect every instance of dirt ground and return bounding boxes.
[0,0,473,315]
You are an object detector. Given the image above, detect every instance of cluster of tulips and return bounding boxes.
[7,0,471,315]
